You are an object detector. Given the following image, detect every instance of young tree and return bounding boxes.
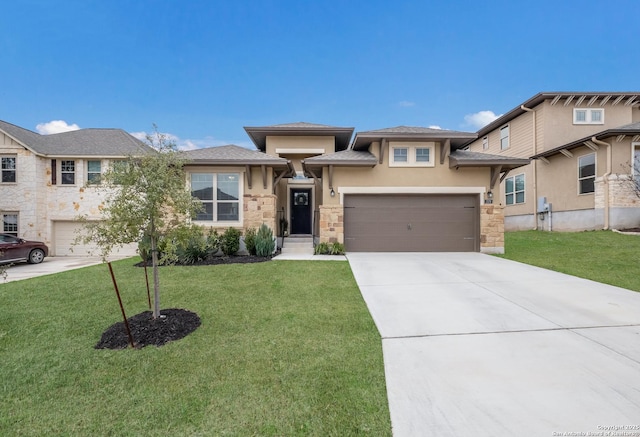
[78,127,201,318]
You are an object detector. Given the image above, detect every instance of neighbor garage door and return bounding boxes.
[343,194,479,252]
[53,221,138,256]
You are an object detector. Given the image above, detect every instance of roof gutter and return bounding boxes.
[520,105,538,230]
[591,136,612,230]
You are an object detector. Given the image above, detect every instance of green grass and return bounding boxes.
[0,260,391,436]
[499,230,640,292]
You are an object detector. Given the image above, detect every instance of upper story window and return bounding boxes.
[1,155,16,183]
[578,153,596,194]
[87,160,102,184]
[482,137,488,150]
[390,142,435,167]
[2,213,18,236]
[190,173,240,222]
[505,174,525,205]
[574,108,604,125]
[60,160,76,185]
[500,126,510,150]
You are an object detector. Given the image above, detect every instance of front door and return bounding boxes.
[290,188,312,234]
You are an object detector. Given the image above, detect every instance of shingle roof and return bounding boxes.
[351,125,477,151]
[531,122,640,159]
[448,150,529,171]
[183,144,289,165]
[303,149,378,165]
[244,122,354,152]
[0,120,153,157]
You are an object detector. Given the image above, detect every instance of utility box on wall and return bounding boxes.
[537,197,549,213]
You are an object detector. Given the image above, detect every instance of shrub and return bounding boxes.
[176,236,208,264]
[314,242,330,255]
[254,224,275,257]
[205,228,220,257]
[244,227,257,256]
[138,234,168,262]
[330,242,345,255]
[221,227,241,256]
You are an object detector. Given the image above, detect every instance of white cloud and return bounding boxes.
[36,120,81,134]
[428,125,442,130]
[131,131,252,151]
[398,101,416,107]
[463,110,502,129]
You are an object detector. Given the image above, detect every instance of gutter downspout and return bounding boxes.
[521,105,538,229]
[591,137,611,230]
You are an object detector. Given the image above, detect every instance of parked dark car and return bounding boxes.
[0,234,49,264]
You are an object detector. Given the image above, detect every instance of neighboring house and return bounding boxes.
[184,123,529,253]
[0,120,152,256]
[466,92,640,231]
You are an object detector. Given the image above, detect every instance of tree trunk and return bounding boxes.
[150,234,161,319]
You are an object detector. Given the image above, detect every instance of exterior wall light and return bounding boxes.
[330,188,335,197]
[485,190,493,204]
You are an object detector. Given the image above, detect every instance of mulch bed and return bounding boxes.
[618,228,640,233]
[98,255,272,350]
[95,308,201,349]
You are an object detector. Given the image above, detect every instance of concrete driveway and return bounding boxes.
[1,256,131,283]
[347,252,640,437]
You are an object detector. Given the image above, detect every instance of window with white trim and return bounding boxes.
[578,153,596,194]
[500,125,509,150]
[2,213,18,236]
[482,136,488,150]
[60,160,76,185]
[87,160,102,184]
[191,173,240,222]
[1,155,16,183]
[389,142,435,167]
[573,108,604,125]
[505,174,525,205]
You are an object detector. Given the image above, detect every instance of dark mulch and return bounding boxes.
[134,255,273,268]
[95,308,201,350]
[619,228,640,233]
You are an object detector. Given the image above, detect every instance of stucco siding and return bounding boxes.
[265,136,335,156]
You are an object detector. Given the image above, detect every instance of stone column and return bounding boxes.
[243,194,277,231]
[319,205,344,244]
[480,204,504,254]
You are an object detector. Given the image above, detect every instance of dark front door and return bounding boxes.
[290,188,312,234]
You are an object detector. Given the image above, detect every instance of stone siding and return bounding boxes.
[480,204,505,254]
[318,205,344,244]
[243,194,277,231]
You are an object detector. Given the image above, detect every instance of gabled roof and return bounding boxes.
[531,122,640,160]
[351,126,476,150]
[448,150,530,170]
[0,120,152,157]
[244,122,354,152]
[473,92,640,139]
[183,144,291,166]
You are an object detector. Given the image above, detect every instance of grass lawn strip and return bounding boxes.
[499,230,640,292]
[0,260,391,436]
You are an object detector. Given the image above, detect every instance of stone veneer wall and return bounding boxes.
[319,205,344,244]
[243,194,277,231]
[480,204,504,254]
[595,174,640,209]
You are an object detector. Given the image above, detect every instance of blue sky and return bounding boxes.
[2,0,639,149]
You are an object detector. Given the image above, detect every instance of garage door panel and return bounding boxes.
[344,195,479,252]
[54,221,138,257]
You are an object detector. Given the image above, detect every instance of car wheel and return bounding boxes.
[28,249,45,264]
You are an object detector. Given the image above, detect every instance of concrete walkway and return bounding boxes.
[347,252,640,437]
[1,256,130,283]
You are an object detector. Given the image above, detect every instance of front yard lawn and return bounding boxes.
[499,230,640,292]
[0,260,391,436]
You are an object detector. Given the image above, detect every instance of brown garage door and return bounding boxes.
[344,194,479,252]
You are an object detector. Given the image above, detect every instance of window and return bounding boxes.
[87,160,102,184]
[390,142,435,167]
[393,148,408,163]
[1,155,16,183]
[505,174,525,205]
[633,144,640,187]
[500,126,509,150]
[578,153,596,194]
[574,108,604,125]
[415,148,430,162]
[191,173,240,222]
[61,160,76,185]
[2,213,18,236]
[482,136,488,150]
